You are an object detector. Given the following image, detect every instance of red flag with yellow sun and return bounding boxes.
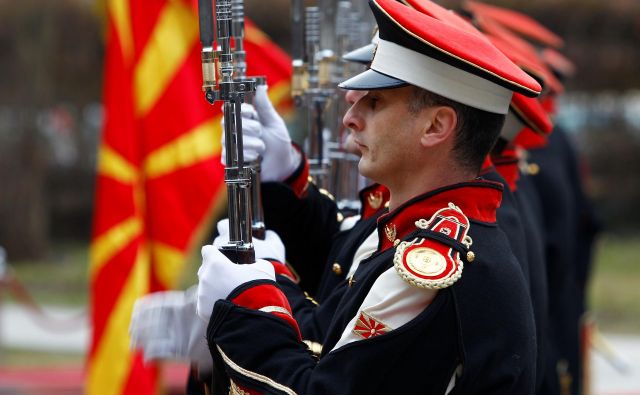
[87,1,291,393]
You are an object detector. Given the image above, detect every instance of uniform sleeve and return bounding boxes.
[275,274,347,344]
[207,286,460,395]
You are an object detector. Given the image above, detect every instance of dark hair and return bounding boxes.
[408,87,505,172]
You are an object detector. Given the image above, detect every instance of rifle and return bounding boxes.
[290,1,334,190]
[198,0,256,265]
[291,0,374,210]
[328,1,367,213]
[196,2,257,392]
[230,0,267,239]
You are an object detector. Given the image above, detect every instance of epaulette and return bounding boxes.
[394,203,474,289]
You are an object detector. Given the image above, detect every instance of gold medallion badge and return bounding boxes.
[394,239,463,289]
[406,247,447,277]
[394,203,471,289]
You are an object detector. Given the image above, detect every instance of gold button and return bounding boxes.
[348,276,356,287]
[332,263,342,275]
[528,163,540,175]
[467,251,475,262]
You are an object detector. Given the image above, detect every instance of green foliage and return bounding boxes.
[7,242,88,307]
[589,235,640,333]
[0,348,83,367]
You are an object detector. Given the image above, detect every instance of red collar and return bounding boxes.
[492,149,520,192]
[359,184,391,220]
[376,181,503,252]
[479,155,495,175]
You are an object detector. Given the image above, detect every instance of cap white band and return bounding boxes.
[500,110,524,141]
[371,39,513,114]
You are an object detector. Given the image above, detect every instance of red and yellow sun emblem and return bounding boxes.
[353,311,391,339]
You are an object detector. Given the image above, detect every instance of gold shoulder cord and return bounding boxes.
[303,340,323,358]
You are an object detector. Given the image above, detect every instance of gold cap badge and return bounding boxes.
[367,191,383,210]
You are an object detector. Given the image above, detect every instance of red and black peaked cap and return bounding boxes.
[342,30,379,64]
[465,1,564,49]
[501,92,553,142]
[339,0,542,114]
[401,0,552,135]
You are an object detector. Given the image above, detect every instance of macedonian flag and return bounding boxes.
[87,1,292,393]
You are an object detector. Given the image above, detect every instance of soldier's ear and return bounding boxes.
[420,106,457,148]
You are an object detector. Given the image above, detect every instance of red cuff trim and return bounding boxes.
[284,144,310,198]
[231,283,301,339]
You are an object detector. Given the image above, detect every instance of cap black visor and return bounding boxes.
[342,43,375,64]
[338,69,408,90]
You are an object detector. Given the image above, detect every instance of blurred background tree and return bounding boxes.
[0,0,103,260]
[0,0,639,262]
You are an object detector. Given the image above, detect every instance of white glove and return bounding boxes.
[252,85,301,181]
[196,245,275,322]
[220,103,266,163]
[213,219,286,262]
[129,286,213,374]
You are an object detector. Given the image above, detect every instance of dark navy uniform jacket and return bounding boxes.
[264,182,388,343]
[528,127,599,395]
[206,181,536,394]
[315,184,390,302]
[480,165,529,281]
[517,171,551,395]
[490,153,550,393]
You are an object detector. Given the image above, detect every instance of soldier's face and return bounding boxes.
[343,86,423,186]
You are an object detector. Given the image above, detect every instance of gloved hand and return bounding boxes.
[196,245,275,322]
[253,85,301,181]
[220,85,301,181]
[129,286,212,374]
[213,219,286,262]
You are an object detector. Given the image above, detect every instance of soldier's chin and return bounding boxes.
[357,160,377,181]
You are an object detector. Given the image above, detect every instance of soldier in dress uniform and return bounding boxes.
[491,93,554,394]
[218,0,543,351]
[533,48,600,395]
[464,3,600,393]
[337,5,555,392]
[195,0,542,393]
[526,98,600,395]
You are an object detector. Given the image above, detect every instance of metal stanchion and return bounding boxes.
[0,247,8,363]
